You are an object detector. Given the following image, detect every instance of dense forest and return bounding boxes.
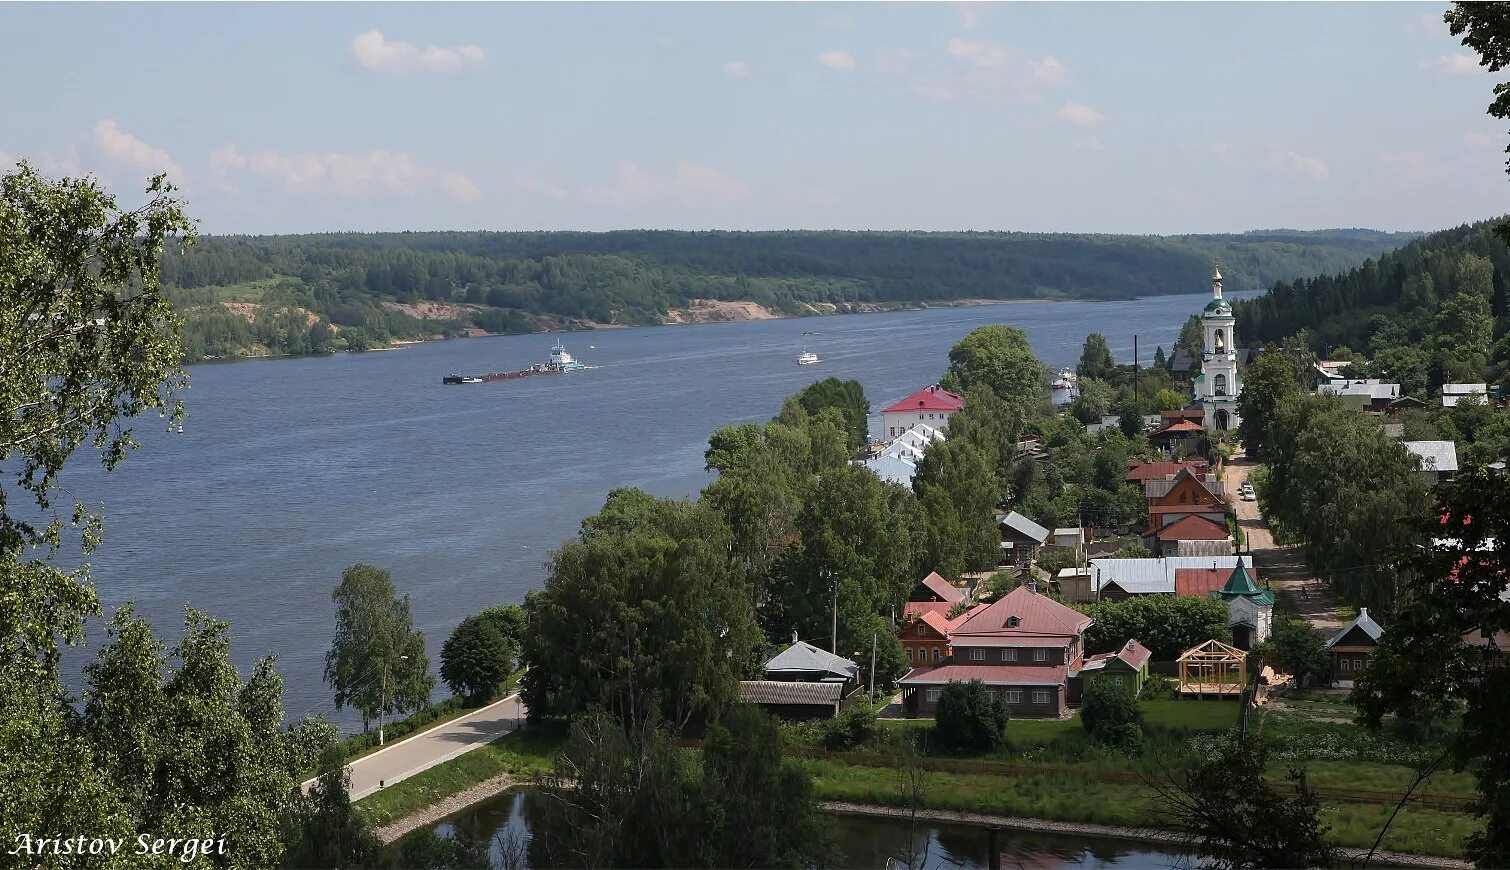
[1233,218,1510,396]
[161,228,1416,360]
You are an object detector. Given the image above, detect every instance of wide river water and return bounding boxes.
[59,290,1253,727]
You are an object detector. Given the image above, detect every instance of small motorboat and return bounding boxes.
[796,350,821,366]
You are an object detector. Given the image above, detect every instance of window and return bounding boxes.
[970,648,984,661]
[925,688,941,702]
[999,649,1012,662]
[1006,616,1020,628]
[905,647,913,662]
[1214,373,1228,397]
[931,647,941,663]
[1006,689,1023,704]
[1032,690,1051,704]
[1341,658,1351,672]
[1033,648,1047,662]
[916,623,927,636]
[1214,329,1225,352]
[1354,658,1364,671]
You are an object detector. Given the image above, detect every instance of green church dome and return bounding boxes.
[1203,297,1232,316]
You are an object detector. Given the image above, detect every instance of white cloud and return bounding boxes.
[1209,142,1329,180]
[349,30,485,76]
[91,120,183,181]
[955,3,983,30]
[1381,150,1454,185]
[906,40,1069,104]
[1059,101,1106,126]
[946,37,1008,67]
[1465,131,1496,148]
[1407,12,1445,37]
[1420,53,1483,76]
[817,50,857,70]
[723,60,752,79]
[211,144,480,201]
[1269,149,1329,180]
[582,161,747,207]
[514,171,568,200]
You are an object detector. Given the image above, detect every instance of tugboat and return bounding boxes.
[796,349,821,366]
[548,340,588,372]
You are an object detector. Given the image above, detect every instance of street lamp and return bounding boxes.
[379,654,409,746]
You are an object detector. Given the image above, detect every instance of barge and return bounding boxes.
[443,340,597,385]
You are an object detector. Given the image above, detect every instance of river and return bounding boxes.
[57,290,1255,727]
[416,789,1196,869]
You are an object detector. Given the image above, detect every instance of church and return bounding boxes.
[1191,264,1244,431]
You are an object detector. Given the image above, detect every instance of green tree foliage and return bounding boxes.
[1079,678,1143,749]
[1352,466,1510,866]
[933,680,1009,753]
[281,745,383,869]
[912,436,1000,580]
[941,324,1049,414]
[789,377,870,451]
[1153,345,1168,370]
[1154,732,1337,870]
[156,229,1412,359]
[1178,315,1204,361]
[1076,595,1228,660]
[1078,333,1116,382]
[1069,377,1115,424]
[531,707,831,869]
[763,466,924,686]
[1236,348,1307,457]
[1264,395,1431,610]
[1236,224,1510,391]
[440,613,515,703]
[521,491,764,730]
[324,563,435,730]
[1268,612,1330,686]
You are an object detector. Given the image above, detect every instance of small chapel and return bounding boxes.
[1191,264,1244,430]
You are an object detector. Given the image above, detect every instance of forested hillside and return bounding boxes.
[1234,218,1510,395]
[162,228,1415,360]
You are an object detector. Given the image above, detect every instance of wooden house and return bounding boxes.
[1326,608,1383,688]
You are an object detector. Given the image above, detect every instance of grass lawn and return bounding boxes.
[355,726,563,829]
[801,755,1477,858]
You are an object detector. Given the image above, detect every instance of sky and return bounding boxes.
[0,2,1505,236]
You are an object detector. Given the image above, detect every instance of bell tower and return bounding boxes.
[1195,263,1242,431]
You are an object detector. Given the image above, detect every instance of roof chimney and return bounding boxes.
[1358,608,1368,620]
[792,630,799,644]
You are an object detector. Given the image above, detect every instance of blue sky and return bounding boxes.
[1,2,1504,235]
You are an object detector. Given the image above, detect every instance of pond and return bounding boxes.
[414,789,1198,869]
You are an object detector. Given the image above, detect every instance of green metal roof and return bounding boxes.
[1208,561,1275,605]
[1203,298,1232,316]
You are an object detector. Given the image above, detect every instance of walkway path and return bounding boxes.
[1222,454,1343,635]
[306,693,526,802]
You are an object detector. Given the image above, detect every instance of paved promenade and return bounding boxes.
[307,692,527,801]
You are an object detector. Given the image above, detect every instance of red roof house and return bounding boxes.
[1126,459,1209,483]
[899,586,1093,719]
[882,385,965,438]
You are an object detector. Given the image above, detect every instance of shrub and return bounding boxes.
[819,703,879,751]
[1139,675,1179,701]
[1080,678,1143,749]
[934,680,1009,753]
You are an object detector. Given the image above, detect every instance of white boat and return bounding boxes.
[796,350,821,366]
[547,340,590,372]
[1050,368,1080,405]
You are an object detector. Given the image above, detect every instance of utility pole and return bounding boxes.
[1134,334,1140,404]
[378,653,409,746]
[869,632,877,702]
[831,575,839,654]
